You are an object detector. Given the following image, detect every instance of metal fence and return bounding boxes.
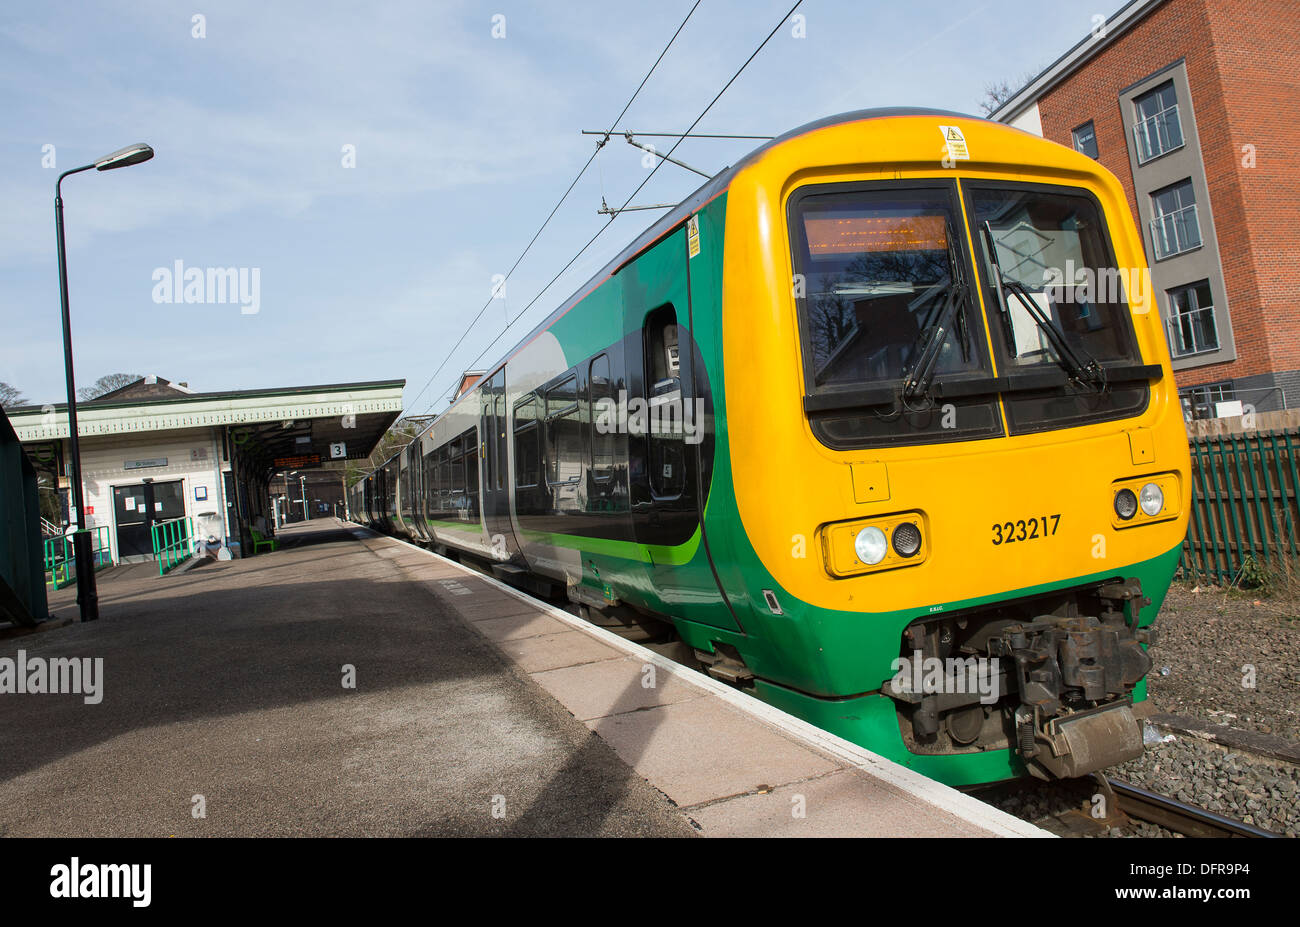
[1179,430,1300,585]
[150,516,194,576]
[43,526,112,590]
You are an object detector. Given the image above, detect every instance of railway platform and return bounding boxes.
[0,521,1046,838]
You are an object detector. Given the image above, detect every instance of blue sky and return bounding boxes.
[0,0,1113,412]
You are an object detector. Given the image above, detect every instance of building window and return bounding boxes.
[1072,121,1099,159]
[1180,382,1235,421]
[1166,280,1218,357]
[1132,80,1184,163]
[1150,179,1202,259]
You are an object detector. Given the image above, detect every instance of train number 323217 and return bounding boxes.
[992,515,1061,546]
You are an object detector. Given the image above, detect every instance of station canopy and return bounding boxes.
[9,376,405,478]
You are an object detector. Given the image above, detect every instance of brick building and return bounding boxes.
[992,0,1300,418]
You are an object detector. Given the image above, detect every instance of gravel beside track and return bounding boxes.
[1148,584,1300,740]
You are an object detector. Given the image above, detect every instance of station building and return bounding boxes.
[991,0,1300,418]
[7,375,403,564]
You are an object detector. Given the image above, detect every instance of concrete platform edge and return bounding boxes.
[351,525,1050,838]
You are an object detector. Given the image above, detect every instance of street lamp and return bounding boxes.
[55,142,155,622]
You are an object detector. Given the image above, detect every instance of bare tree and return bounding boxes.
[0,382,27,409]
[78,372,141,402]
[979,72,1038,116]
[366,416,432,469]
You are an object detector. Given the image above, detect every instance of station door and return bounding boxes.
[112,480,185,560]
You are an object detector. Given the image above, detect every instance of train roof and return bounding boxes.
[366,108,987,476]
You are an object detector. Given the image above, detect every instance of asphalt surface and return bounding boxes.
[0,522,696,837]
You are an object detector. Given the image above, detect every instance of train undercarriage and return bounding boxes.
[889,578,1158,779]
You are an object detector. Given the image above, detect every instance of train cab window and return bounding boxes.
[588,354,614,480]
[514,394,541,488]
[964,180,1149,434]
[787,182,1001,449]
[546,374,581,486]
[645,305,686,498]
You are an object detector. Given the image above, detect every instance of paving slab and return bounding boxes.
[472,611,572,642]
[493,630,624,673]
[684,768,996,837]
[530,655,706,722]
[587,697,841,808]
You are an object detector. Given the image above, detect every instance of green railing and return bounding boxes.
[150,516,194,576]
[44,527,112,589]
[1179,431,1300,586]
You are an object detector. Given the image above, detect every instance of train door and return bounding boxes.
[624,234,737,633]
[480,368,522,563]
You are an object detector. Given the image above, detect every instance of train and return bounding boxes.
[348,107,1191,786]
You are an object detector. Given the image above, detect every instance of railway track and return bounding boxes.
[970,773,1282,837]
[1101,777,1279,838]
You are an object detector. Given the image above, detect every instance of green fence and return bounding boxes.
[150,516,194,576]
[44,527,112,589]
[1179,431,1300,585]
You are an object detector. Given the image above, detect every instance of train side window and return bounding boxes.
[645,305,686,499]
[494,391,506,490]
[431,446,444,518]
[448,435,465,512]
[423,449,435,516]
[546,373,581,486]
[589,354,614,480]
[514,394,541,488]
[464,429,480,517]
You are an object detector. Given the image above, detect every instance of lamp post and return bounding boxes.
[55,143,154,622]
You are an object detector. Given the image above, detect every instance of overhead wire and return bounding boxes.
[406,0,704,413]
[455,0,805,385]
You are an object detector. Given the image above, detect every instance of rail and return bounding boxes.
[44,527,112,589]
[150,516,194,576]
[1105,777,1279,838]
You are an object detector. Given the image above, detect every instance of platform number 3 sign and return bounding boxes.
[329,442,347,459]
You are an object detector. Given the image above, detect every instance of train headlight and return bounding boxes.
[1139,482,1164,516]
[854,526,888,565]
[1114,488,1138,520]
[892,522,922,558]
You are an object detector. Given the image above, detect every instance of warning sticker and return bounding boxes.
[940,125,970,160]
[687,215,701,258]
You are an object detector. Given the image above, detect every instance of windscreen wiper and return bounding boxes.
[902,221,969,403]
[981,221,1106,392]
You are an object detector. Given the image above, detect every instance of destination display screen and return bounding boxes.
[803,212,947,256]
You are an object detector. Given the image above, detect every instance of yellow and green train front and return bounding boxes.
[699,114,1190,786]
